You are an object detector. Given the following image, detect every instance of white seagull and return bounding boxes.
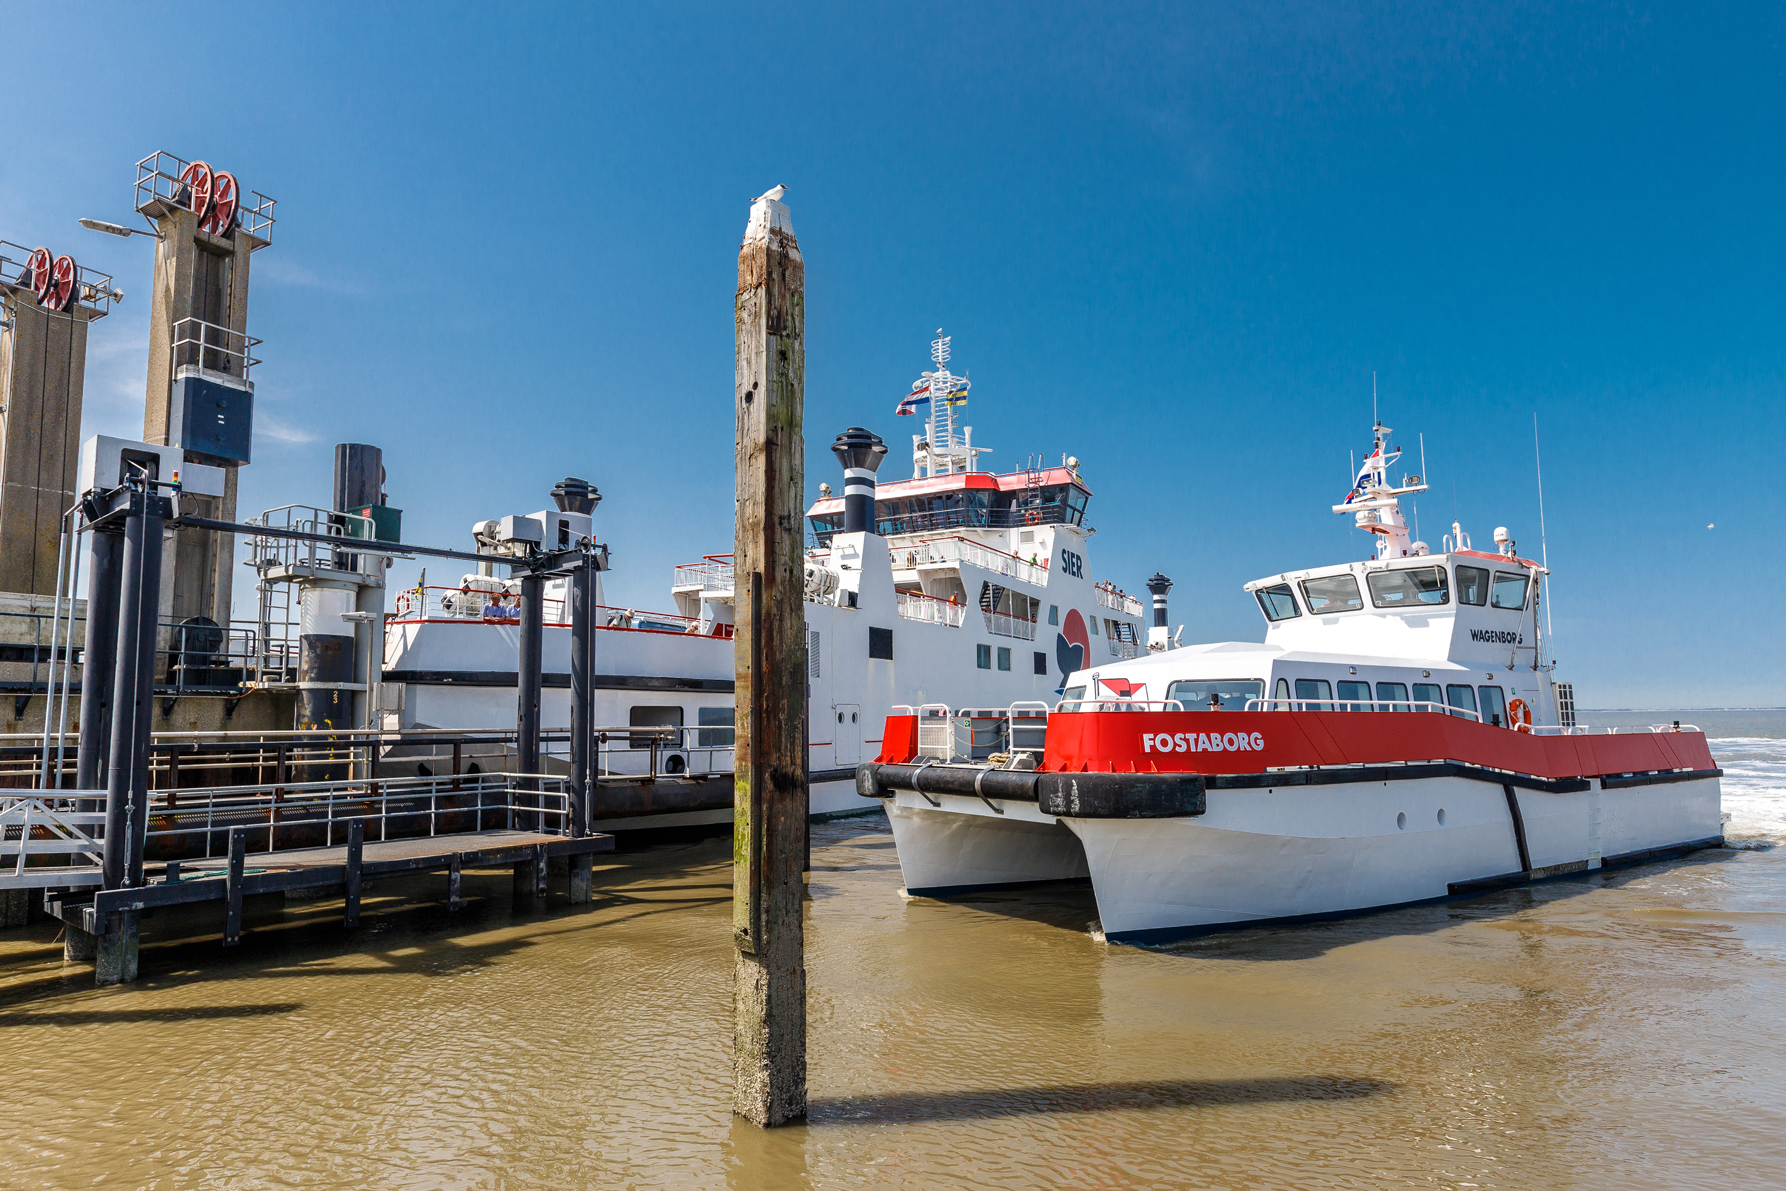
[754,184,788,203]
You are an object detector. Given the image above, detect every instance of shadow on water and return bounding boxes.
[0,1002,303,1027]
[809,1075,1398,1123]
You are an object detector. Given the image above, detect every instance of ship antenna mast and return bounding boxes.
[1534,413,1554,657]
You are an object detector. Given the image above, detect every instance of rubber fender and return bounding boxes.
[857,762,1040,801]
[1037,771,1206,818]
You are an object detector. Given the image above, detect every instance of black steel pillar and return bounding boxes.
[569,558,593,837]
[75,525,124,796]
[101,485,164,891]
[516,571,544,830]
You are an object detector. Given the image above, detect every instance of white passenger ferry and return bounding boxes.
[860,421,1725,941]
[380,335,1149,830]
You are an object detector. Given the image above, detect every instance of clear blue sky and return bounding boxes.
[4,3,1781,707]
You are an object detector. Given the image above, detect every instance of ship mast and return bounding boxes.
[1332,420,1430,559]
[910,330,986,477]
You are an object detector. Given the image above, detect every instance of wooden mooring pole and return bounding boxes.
[732,184,807,1127]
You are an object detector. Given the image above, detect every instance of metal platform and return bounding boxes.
[41,827,614,945]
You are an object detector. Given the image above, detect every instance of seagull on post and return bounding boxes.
[754,185,789,203]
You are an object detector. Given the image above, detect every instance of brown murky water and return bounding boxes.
[2,803,1784,1189]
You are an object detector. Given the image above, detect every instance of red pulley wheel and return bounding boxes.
[25,247,54,303]
[45,255,77,311]
[202,171,239,235]
[179,160,215,219]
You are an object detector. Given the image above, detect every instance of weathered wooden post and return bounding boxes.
[732,184,807,1127]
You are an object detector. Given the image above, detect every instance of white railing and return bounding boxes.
[389,586,722,636]
[1055,699,1184,714]
[895,537,1049,587]
[1096,585,1145,617]
[1108,639,1141,659]
[0,791,107,882]
[173,316,262,382]
[983,609,1038,640]
[673,557,735,594]
[1527,723,1703,736]
[897,589,968,627]
[1244,698,1483,721]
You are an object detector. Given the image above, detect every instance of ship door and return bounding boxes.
[833,705,861,767]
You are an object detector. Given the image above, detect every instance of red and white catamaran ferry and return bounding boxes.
[859,421,1724,943]
[379,325,1149,830]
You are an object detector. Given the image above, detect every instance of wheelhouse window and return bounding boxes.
[696,707,735,747]
[1367,565,1449,609]
[1299,574,1364,615]
[1492,571,1529,610]
[1255,583,1300,621]
[1058,685,1086,711]
[1274,677,1291,709]
[1166,679,1264,712]
[1294,678,1334,711]
[1456,565,1488,606]
[1413,682,1443,711]
[1478,685,1508,728]
[1445,684,1479,719]
[1375,681,1410,711]
[1336,680,1371,711]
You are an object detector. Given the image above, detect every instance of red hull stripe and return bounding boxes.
[872,711,1716,780]
[1042,711,1715,780]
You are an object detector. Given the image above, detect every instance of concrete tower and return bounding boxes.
[0,245,115,596]
[133,153,275,637]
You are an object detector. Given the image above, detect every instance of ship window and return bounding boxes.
[1255,583,1300,621]
[868,626,893,659]
[1089,615,1100,635]
[1048,605,1058,626]
[1492,571,1529,610]
[1034,651,1048,675]
[697,707,735,747]
[1456,565,1488,606]
[629,705,683,749]
[1294,678,1334,711]
[976,643,992,669]
[1059,685,1086,711]
[1275,677,1291,709]
[1445,684,1479,719]
[1168,679,1264,712]
[997,646,1011,671]
[1413,682,1444,711]
[1479,685,1508,728]
[1300,574,1364,614]
[1367,565,1449,609]
[1337,680,1371,711]
[1375,681,1410,711]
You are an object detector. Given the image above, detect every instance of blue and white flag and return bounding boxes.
[1342,445,1398,504]
[895,378,930,416]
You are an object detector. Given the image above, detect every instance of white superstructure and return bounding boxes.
[380,338,1148,829]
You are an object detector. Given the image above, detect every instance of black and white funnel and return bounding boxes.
[830,427,888,534]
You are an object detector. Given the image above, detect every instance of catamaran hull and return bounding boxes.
[883,772,1722,943]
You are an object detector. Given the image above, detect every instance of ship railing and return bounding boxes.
[672,555,735,593]
[1107,639,1141,659]
[1095,585,1145,617]
[388,586,727,636]
[896,589,967,627]
[1055,699,1186,714]
[900,702,1052,763]
[894,536,1049,587]
[1525,723,1703,736]
[1244,698,1483,720]
[983,609,1038,640]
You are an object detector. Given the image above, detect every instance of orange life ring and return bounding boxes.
[1507,698,1532,732]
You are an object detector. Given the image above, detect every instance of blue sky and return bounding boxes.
[3,2,1781,706]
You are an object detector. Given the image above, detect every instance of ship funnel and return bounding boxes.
[551,476,601,515]
[831,427,887,535]
[1146,572,1174,651]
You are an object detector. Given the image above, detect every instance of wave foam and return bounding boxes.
[1712,736,1786,845]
